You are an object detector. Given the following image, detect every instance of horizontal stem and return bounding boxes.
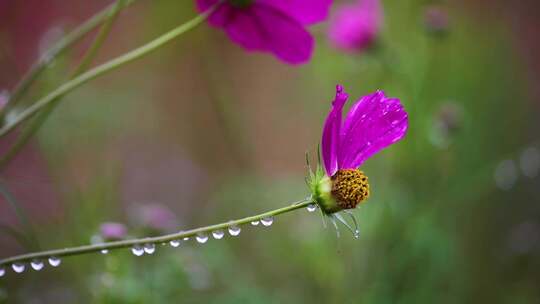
[0,199,312,266]
[0,5,215,138]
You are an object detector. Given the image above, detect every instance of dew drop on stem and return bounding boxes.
[31,259,44,271]
[131,245,144,256]
[261,216,274,227]
[48,257,61,267]
[170,240,180,247]
[12,263,25,273]
[196,233,208,244]
[228,225,241,236]
[212,230,224,239]
[143,243,156,254]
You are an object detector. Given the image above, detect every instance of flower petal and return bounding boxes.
[249,5,314,64]
[258,0,332,25]
[322,85,348,176]
[338,91,408,169]
[223,7,268,51]
[197,2,314,64]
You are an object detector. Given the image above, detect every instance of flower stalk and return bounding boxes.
[0,3,219,138]
[0,0,138,117]
[0,199,312,267]
[0,0,126,170]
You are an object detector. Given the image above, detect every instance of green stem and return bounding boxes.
[0,0,126,170]
[0,0,137,118]
[0,199,312,266]
[72,0,126,77]
[0,6,215,138]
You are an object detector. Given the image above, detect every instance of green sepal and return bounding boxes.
[307,164,341,214]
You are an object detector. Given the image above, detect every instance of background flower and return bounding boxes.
[327,0,382,52]
[423,5,450,35]
[196,0,332,64]
[99,222,127,240]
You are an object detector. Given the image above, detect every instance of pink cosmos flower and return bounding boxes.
[322,85,408,177]
[196,0,332,64]
[310,85,407,220]
[327,0,382,52]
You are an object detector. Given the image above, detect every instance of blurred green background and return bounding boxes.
[1,0,539,303]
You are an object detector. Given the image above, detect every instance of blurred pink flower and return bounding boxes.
[99,222,127,240]
[423,5,449,34]
[327,0,382,52]
[196,0,332,64]
[131,203,179,234]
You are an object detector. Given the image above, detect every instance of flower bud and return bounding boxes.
[100,222,127,241]
[423,6,450,36]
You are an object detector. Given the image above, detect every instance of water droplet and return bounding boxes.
[261,216,274,227]
[170,240,180,247]
[251,220,260,226]
[131,245,144,256]
[30,260,44,271]
[228,225,241,236]
[12,263,25,273]
[306,204,317,212]
[143,243,156,254]
[101,249,109,254]
[212,230,224,239]
[48,257,61,267]
[183,237,190,241]
[0,267,5,277]
[196,233,208,244]
[354,229,360,239]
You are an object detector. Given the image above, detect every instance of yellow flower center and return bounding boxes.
[331,169,370,210]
